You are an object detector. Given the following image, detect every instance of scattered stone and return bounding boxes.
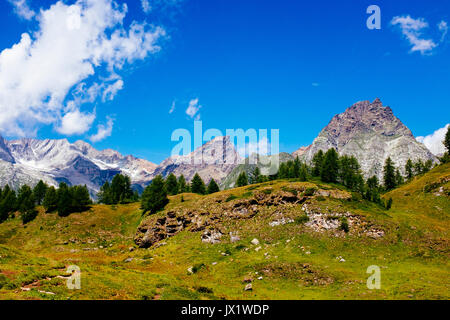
[251,238,260,245]
[124,258,133,263]
[187,267,194,274]
[258,276,263,280]
[255,246,261,252]
[269,218,294,227]
[305,251,311,255]
[339,258,345,262]
[230,232,240,243]
[202,229,223,244]
[212,262,217,266]
[243,277,253,283]
[129,247,135,252]
[244,283,253,291]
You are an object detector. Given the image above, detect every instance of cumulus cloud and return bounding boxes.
[57,106,96,135]
[89,117,114,142]
[8,0,35,20]
[416,124,449,155]
[0,0,165,138]
[169,100,175,114]
[237,137,271,158]
[186,98,201,119]
[391,15,438,54]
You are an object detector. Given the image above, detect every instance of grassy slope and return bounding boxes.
[0,165,449,300]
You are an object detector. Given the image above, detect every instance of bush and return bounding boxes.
[339,217,349,233]
[225,195,238,202]
[303,187,316,197]
[385,197,393,210]
[295,215,309,224]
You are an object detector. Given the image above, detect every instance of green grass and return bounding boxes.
[0,164,449,300]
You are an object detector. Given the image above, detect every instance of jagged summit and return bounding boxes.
[294,98,435,179]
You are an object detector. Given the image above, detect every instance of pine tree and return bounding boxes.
[365,175,381,203]
[32,180,48,205]
[395,169,404,186]
[444,125,450,152]
[141,175,169,214]
[71,185,92,212]
[278,163,288,179]
[299,163,308,181]
[43,186,58,213]
[414,159,424,176]
[321,148,339,183]
[252,167,261,184]
[191,173,206,194]
[293,157,301,178]
[383,157,397,190]
[405,159,413,180]
[57,182,72,217]
[236,171,248,187]
[0,185,17,223]
[165,173,179,195]
[423,159,433,173]
[312,150,324,177]
[17,185,37,224]
[207,179,220,194]
[178,175,187,193]
[97,181,113,204]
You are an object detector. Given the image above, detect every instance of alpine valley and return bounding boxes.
[0,99,437,195]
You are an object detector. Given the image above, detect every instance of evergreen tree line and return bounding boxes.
[0,180,91,224]
[97,174,139,205]
[233,149,414,208]
[139,173,220,215]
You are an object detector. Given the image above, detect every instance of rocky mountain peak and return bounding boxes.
[295,98,435,179]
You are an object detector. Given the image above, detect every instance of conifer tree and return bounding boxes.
[141,175,169,214]
[312,150,324,177]
[383,157,397,190]
[32,180,48,205]
[405,159,413,180]
[17,185,37,224]
[445,125,450,153]
[97,181,113,204]
[395,169,404,186]
[293,157,301,178]
[299,162,308,181]
[57,182,72,217]
[178,175,187,193]
[191,173,207,194]
[236,171,248,187]
[165,173,179,195]
[252,167,261,184]
[43,186,58,213]
[414,159,424,176]
[207,179,220,194]
[71,185,92,212]
[321,148,339,183]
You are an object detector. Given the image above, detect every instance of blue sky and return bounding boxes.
[0,0,449,163]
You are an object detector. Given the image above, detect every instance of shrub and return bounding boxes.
[339,217,349,233]
[303,187,316,197]
[385,197,393,210]
[295,215,309,224]
[225,195,238,202]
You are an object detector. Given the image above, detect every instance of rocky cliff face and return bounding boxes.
[0,136,157,196]
[293,98,436,179]
[150,136,241,184]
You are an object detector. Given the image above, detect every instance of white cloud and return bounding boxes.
[57,106,96,135]
[89,117,114,142]
[8,0,35,20]
[102,79,124,102]
[0,0,165,137]
[169,100,175,114]
[391,15,437,54]
[141,0,152,14]
[186,98,201,118]
[416,124,449,155]
[438,20,448,42]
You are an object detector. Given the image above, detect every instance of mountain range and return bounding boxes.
[0,98,438,195]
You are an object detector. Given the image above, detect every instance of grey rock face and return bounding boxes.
[294,98,436,179]
[150,136,241,184]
